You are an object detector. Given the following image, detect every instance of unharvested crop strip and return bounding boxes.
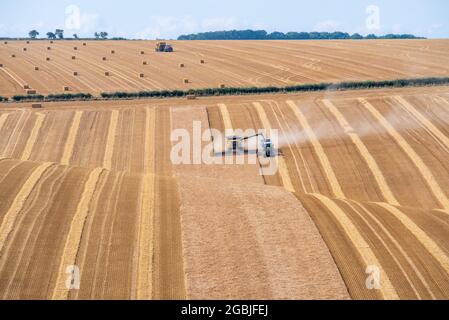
[103,110,119,170]
[218,103,233,132]
[253,102,295,192]
[0,162,54,254]
[286,100,344,198]
[20,113,45,161]
[137,174,155,299]
[60,111,83,166]
[137,108,156,299]
[359,98,449,210]
[309,193,399,300]
[52,167,104,300]
[374,202,449,276]
[394,96,449,153]
[322,99,399,205]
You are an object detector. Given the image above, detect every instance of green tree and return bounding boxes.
[28,30,39,39]
[351,33,364,40]
[46,32,56,39]
[100,32,108,39]
[55,29,64,39]
[73,33,79,39]
[94,32,100,39]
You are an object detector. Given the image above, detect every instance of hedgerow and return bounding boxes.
[4,77,449,103]
[12,94,45,101]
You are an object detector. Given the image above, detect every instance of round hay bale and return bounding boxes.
[105,72,110,76]
[140,51,145,55]
[142,61,148,65]
[111,50,115,54]
[26,41,30,44]
[200,59,205,64]
[73,47,78,50]
[23,48,27,52]
[220,84,226,88]
[63,86,70,91]
[34,66,39,71]
[3,41,7,45]
[139,73,144,78]
[0,64,3,68]
[23,84,30,89]
[183,78,189,84]
[72,56,76,60]
[50,40,54,44]
[179,63,185,68]
[10,54,15,58]
[102,57,107,61]
[47,47,51,50]
[83,42,87,46]
[73,71,78,76]
[46,57,51,61]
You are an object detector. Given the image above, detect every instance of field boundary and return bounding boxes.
[2,77,449,103]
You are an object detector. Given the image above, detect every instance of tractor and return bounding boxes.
[155,41,174,52]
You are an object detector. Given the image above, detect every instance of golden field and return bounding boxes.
[1,40,449,96]
[0,40,449,300]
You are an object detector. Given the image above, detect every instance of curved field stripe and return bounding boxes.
[359,98,449,210]
[1,67,27,87]
[3,111,26,157]
[253,102,295,192]
[394,96,449,153]
[434,209,449,216]
[310,193,399,300]
[0,162,54,253]
[20,113,45,161]
[269,101,309,193]
[0,113,9,132]
[103,110,119,170]
[347,200,434,299]
[137,174,155,299]
[60,111,82,166]
[218,103,233,132]
[374,202,449,276]
[286,100,344,198]
[144,108,155,174]
[322,99,399,205]
[52,167,105,300]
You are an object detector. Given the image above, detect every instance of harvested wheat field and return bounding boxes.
[1,39,449,96]
[0,82,449,299]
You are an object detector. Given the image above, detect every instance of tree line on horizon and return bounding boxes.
[178,29,424,40]
[29,29,111,40]
[1,30,123,40]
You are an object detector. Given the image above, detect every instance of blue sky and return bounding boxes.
[1,0,448,39]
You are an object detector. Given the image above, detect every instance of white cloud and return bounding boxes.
[427,23,443,35]
[79,13,100,33]
[201,17,238,31]
[135,16,198,39]
[135,16,267,40]
[313,20,341,32]
[392,23,402,34]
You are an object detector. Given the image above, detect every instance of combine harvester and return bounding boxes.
[217,134,276,158]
